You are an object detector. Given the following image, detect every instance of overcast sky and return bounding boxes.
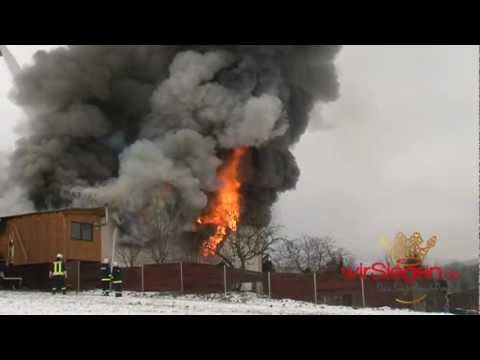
[1,45,478,263]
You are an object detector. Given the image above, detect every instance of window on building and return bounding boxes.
[71,222,93,242]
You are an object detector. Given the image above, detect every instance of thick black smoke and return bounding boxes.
[2,45,341,248]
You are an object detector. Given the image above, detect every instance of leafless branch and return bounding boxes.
[214,215,283,271]
[274,235,355,273]
[116,244,143,268]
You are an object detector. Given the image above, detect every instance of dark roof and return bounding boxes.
[0,208,106,220]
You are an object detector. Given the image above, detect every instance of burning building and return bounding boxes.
[0,45,342,263]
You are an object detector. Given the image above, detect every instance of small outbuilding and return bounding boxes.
[0,208,115,267]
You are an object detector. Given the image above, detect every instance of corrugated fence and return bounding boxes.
[4,262,476,312]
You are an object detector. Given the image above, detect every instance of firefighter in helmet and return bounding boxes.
[100,258,112,296]
[49,254,67,295]
[111,262,123,298]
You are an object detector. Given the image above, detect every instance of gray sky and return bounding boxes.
[276,45,479,263]
[1,45,478,263]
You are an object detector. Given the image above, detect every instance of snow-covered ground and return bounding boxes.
[0,291,449,315]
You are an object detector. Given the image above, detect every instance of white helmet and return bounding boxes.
[57,254,63,259]
[113,262,119,267]
[103,258,110,264]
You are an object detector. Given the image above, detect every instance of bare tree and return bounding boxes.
[335,247,356,268]
[143,206,181,264]
[274,236,354,273]
[215,222,283,271]
[116,243,143,268]
[120,193,182,265]
[147,240,169,265]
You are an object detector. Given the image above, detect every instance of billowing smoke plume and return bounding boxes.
[1,45,341,251]
[0,153,33,214]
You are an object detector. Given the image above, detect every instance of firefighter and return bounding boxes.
[445,293,452,314]
[111,262,123,298]
[49,254,67,295]
[100,258,112,296]
[439,279,450,313]
[262,255,275,273]
[7,238,14,267]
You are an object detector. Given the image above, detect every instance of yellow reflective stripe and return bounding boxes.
[53,262,65,276]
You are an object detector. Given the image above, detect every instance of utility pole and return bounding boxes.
[0,45,21,78]
[361,276,366,308]
[111,227,118,273]
[109,209,121,272]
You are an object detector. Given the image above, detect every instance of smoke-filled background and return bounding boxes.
[0,45,341,251]
[1,46,477,263]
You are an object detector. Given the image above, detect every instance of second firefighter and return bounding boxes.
[100,258,112,296]
[111,263,123,298]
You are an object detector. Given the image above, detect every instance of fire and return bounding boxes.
[198,147,248,257]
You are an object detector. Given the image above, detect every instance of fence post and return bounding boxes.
[314,272,318,304]
[141,264,145,293]
[224,265,227,297]
[77,261,81,294]
[180,262,184,295]
[361,277,366,308]
[268,272,272,299]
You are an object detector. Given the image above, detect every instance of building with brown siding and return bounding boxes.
[0,208,114,267]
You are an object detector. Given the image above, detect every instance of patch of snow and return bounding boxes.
[0,291,450,315]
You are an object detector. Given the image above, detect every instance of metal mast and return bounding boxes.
[0,45,21,78]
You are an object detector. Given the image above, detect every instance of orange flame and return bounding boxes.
[198,147,248,257]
